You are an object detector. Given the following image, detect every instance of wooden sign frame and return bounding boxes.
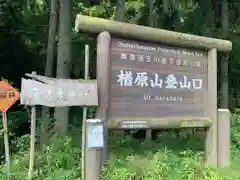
[105,37,216,129]
[75,15,232,168]
[95,31,218,163]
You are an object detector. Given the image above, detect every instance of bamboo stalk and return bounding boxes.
[81,45,89,180]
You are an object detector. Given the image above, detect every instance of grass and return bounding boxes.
[1,112,240,180]
[0,127,240,180]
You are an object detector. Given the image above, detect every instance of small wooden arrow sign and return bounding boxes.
[20,74,98,107]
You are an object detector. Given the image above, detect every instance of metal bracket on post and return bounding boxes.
[87,119,104,149]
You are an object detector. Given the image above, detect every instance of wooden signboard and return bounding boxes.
[75,14,232,169]
[20,74,98,107]
[102,37,214,129]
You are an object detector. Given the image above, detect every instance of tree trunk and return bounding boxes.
[220,0,229,108]
[41,0,58,144]
[116,0,125,22]
[145,0,154,140]
[199,0,215,36]
[54,0,72,136]
[148,0,154,27]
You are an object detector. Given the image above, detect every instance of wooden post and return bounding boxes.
[96,31,111,166]
[19,72,98,179]
[28,71,37,180]
[217,109,231,168]
[2,111,11,180]
[86,119,104,180]
[81,45,89,180]
[205,48,218,166]
[145,129,151,140]
[85,31,111,180]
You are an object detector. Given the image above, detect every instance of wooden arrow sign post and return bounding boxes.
[20,48,99,180]
[0,81,20,180]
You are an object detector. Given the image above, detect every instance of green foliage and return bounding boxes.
[0,110,30,162]
[1,119,240,179]
[0,135,82,179]
[2,0,240,179]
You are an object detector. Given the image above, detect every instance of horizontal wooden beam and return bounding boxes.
[107,117,212,129]
[25,73,95,85]
[75,15,232,52]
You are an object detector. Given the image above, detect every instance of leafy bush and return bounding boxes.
[0,135,82,179]
[1,114,240,179]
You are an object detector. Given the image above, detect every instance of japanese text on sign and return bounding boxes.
[109,37,207,123]
[119,52,202,68]
[116,70,203,90]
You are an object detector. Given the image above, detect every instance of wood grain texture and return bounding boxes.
[20,78,98,106]
[95,31,111,169]
[25,73,94,84]
[75,15,232,52]
[205,48,218,166]
[217,109,231,168]
[28,71,37,180]
[109,103,205,117]
[85,31,111,180]
[108,116,212,129]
